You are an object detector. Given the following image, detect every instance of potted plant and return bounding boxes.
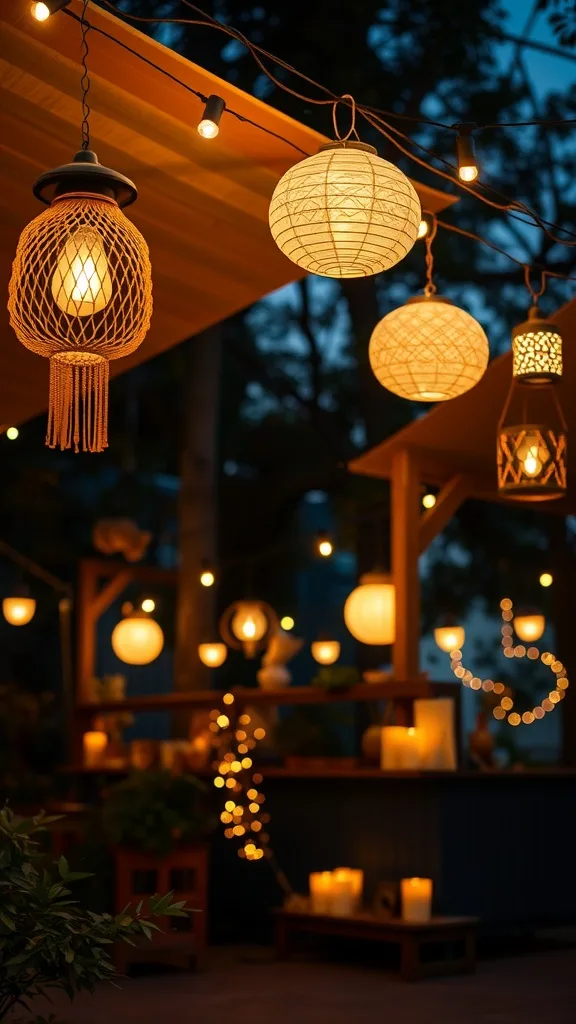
[0,806,188,1021]
[101,770,214,972]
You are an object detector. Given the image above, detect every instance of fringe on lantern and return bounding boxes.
[47,356,109,453]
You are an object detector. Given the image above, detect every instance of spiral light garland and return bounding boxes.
[447,598,569,727]
[209,692,271,861]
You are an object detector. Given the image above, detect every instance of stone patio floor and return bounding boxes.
[29,946,576,1024]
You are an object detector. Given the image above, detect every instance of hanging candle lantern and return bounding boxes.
[198,641,228,668]
[269,141,421,278]
[344,571,395,645]
[8,150,152,452]
[112,608,164,665]
[219,599,278,659]
[497,381,567,501]
[369,295,489,402]
[512,305,562,384]
[2,594,36,626]
[434,623,465,653]
[513,612,545,643]
[311,637,341,665]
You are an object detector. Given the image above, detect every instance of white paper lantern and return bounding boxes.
[369,295,489,402]
[344,572,395,645]
[269,142,421,279]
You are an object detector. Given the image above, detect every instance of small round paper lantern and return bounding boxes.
[369,295,489,401]
[434,624,465,653]
[513,613,545,643]
[8,151,152,452]
[344,572,395,645]
[112,610,164,665]
[269,141,421,279]
[311,638,341,665]
[198,641,228,668]
[2,596,36,626]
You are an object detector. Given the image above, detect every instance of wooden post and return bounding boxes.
[391,449,421,681]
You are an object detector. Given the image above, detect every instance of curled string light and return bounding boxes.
[446,598,568,727]
[210,692,271,861]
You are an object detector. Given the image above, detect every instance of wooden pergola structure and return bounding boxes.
[349,295,576,751]
[0,0,457,431]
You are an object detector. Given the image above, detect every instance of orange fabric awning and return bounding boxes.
[0,0,457,430]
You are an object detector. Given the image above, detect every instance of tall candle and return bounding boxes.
[309,871,333,914]
[333,868,363,914]
[401,877,433,922]
[381,726,420,770]
[414,698,457,770]
[83,730,107,768]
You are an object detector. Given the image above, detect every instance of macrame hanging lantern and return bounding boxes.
[368,215,489,401]
[8,150,152,452]
[269,141,421,278]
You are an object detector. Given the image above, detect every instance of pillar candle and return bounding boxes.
[381,726,421,770]
[83,730,108,768]
[309,871,333,914]
[333,868,363,913]
[401,877,433,922]
[414,698,457,770]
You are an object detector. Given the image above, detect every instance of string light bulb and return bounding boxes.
[539,572,553,588]
[197,95,225,139]
[31,0,71,20]
[455,123,479,182]
[417,212,434,239]
[200,562,215,587]
[280,616,295,630]
[316,530,333,557]
[422,492,436,509]
[6,427,19,440]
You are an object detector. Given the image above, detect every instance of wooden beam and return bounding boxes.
[418,475,471,554]
[391,449,421,680]
[90,570,134,623]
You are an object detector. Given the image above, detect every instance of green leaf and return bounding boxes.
[65,949,75,963]
[58,855,69,879]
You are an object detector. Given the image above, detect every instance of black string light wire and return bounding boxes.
[79,0,91,149]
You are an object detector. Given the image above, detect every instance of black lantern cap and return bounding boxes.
[33,151,138,208]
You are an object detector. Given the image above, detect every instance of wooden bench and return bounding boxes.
[274,908,478,982]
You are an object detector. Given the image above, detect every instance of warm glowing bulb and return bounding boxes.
[522,451,542,477]
[200,570,215,587]
[198,119,219,139]
[198,642,227,668]
[434,625,465,653]
[311,640,340,665]
[417,219,429,239]
[318,539,333,557]
[6,427,19,440]
[32,2,50,20]
[458,165,478,182]
[280,615,295,630]
[52,228,112,317]
[540,573,553,588]
[513,614,545,643]
[141,598,155,613]
[243,616,256,638]
[422,492,436,509]
[2,597,36,626]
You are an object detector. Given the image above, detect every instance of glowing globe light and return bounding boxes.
[198,642,228,668]
[513,614,545,643]
[344,572,395,645]
[369,295,489,402]
[434,625,465,653]
[311,639,341,665]
[112,611,164,665]
[2,596,36,626]
[269,142,421,279]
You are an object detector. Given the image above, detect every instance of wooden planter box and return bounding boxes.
[113,843,208,974]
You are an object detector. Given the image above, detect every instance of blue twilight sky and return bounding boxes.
[502,0,576,95]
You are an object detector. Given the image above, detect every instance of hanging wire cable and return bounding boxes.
[79,0,91,149]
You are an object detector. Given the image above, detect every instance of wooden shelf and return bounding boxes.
[76,680,432,717]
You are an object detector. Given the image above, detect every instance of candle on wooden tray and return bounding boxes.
[401,877,433,922]
[83,730,108,768]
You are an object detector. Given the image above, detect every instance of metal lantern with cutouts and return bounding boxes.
[269,141,421,278]
[497,376,567,501]
[512,305,562,384]
[8,151,152,452]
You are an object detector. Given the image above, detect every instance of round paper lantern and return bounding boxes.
[434,625,465,653]
[311,638,341,665]
[369,295,489,401]
[513,613,545,643]
[8,150,152,452]
[112,610,164,665]
[269,142,421,278]
[344,572,395,645]
[198,641,228,668]
[2,596,36,626]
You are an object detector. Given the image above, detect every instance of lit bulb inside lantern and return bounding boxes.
[200,570,215,587]
[243,616,256,639]
[458,165,478,182]
[198,642,227,668]
[51,228,112,317]
[523,450,542,477]
[31,2,50,19]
